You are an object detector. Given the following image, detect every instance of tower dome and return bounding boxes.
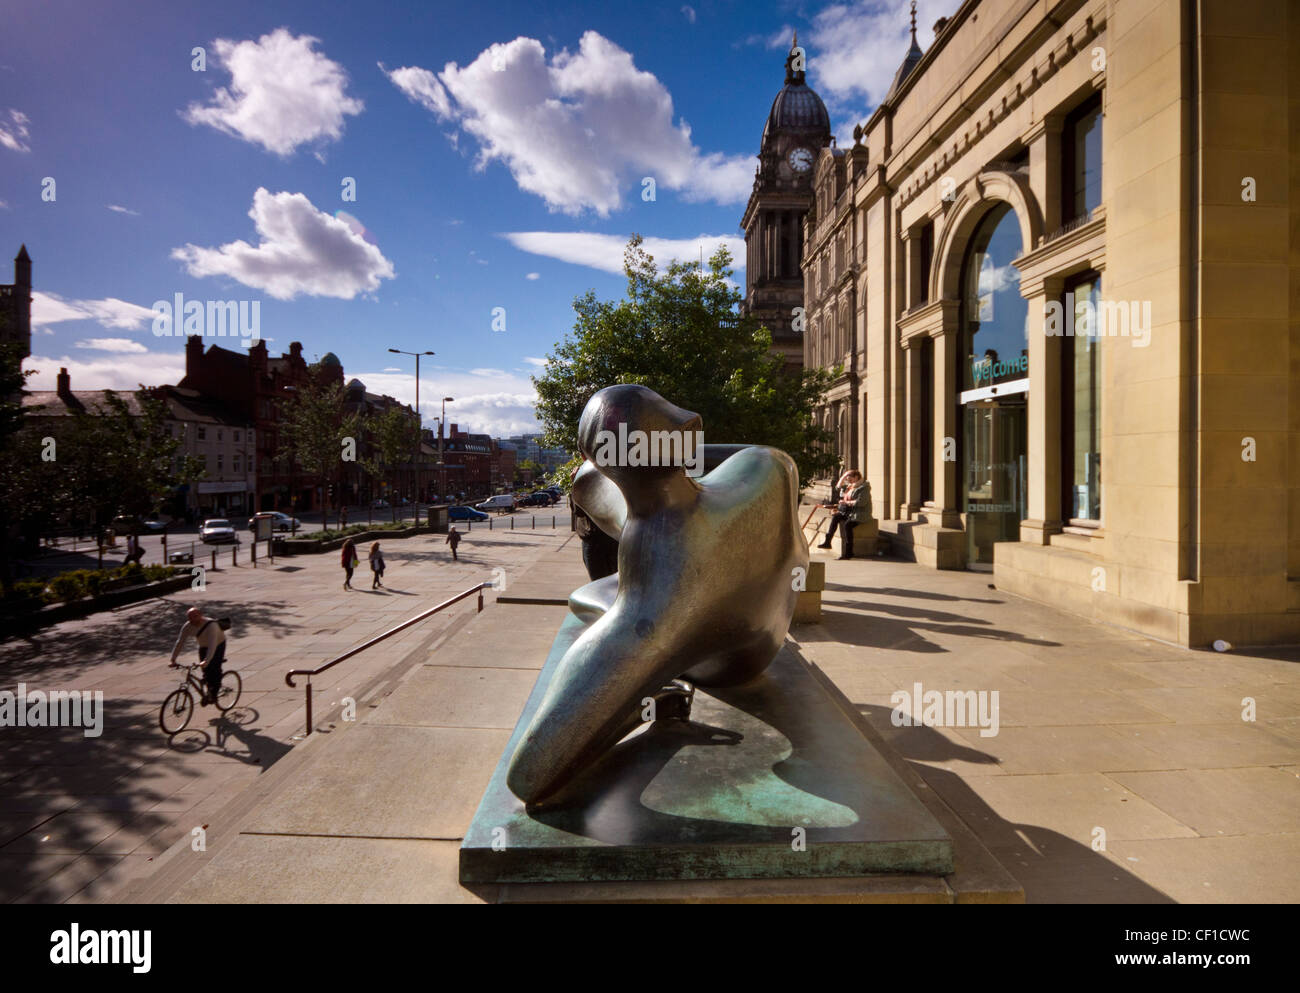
[320,351,342,369]
[761,32,831,145]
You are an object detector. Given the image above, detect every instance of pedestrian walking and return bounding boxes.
[341,537,358,590]
[446,527,462,561]
[369,541,385,589]
[340,505,348,529]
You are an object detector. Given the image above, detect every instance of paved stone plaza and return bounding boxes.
[0,522,564,903]
[2,521,1297,903]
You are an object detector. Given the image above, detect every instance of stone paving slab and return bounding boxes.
[790,553,1300,902]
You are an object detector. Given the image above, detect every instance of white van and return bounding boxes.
[476,494,516,514]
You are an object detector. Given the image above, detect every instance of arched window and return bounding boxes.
[960,203,1027,392]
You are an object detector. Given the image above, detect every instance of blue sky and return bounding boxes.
[2,0,943,435]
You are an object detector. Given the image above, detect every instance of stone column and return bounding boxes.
[900,335,923,519]
[926,324,961,526]
[1019,274,1065,543]
[1024,115,1063,242]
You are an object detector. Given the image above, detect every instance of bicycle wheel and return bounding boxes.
[214,670,242,712]
[160,688,194,734]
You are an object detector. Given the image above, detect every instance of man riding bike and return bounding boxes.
[169,607,227,706]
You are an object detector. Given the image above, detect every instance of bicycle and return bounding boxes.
[159,662,242,734]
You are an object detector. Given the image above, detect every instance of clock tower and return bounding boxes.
[739,34,832,369]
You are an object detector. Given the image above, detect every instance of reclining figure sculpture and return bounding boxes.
[506,384,808,806]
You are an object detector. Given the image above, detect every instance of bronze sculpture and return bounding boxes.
[506,385,808,806]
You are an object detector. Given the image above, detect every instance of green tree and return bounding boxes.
[362,403,420,523]
[277,367,361,526]
[532,235,837,488]
[515,458,544,484]
[0,343,43,592]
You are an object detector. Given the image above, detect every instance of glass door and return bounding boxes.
[962,398,1027,569]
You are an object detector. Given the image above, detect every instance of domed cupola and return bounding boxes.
[761,32,831,146]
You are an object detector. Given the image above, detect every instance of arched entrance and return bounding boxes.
[958,202,1028,568]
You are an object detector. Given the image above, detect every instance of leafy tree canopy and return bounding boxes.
[532,235,837,488]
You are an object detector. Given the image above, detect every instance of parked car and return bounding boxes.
[448,505,490,522]
[111,513,167,533]
[246,511,300,532]
[476,494,516,514]
[521,491,552,507]
[372,498,390,509]
[200,518,238,544]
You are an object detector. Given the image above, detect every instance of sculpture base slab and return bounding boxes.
[460,614,953,884]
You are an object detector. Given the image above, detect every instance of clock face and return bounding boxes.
[788,147,814,172]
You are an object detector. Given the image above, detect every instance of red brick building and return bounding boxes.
[179,335,343,512]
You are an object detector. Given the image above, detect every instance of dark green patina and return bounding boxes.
[460,614,954,884]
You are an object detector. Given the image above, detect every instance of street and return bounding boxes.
[17,504,573,579]
[0,521,573,903]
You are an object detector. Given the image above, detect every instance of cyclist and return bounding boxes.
[169,607,226,705]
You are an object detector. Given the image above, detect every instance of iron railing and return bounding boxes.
[285,580,493,736]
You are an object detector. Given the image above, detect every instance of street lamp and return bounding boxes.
[388,348,435,525]
[439,397,453,503]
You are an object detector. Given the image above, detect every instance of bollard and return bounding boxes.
[552,515,556,529]
[232,545,237,567]
[489,517,493,530]
[532,515,536,529]
[511,516,514,530]
[211,548,217,570]
[252,541,257,567]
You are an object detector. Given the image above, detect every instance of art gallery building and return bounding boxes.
[786,0,1298,647]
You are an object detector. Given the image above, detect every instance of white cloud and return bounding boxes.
[24,350,185,391]
[184,28,363,156]
[808,0,945,124]
[381,63,452,118]
[681,5,697,24]
[385,32,752,216]
[172,188,395,300]
[522,356,547,367]
[0,108,30,152]
[525,272,539,280]
[107,204,140,215]
[75,338,149,353]
[349,367,541,437]
[503,231,745,275]
[31,291,157,331]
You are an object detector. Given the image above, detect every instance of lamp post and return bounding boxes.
[439,397,454,504]
[388,348,435,525]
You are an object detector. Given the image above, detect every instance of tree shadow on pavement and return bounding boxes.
[854,704,1175,903]
[0,599,296,679]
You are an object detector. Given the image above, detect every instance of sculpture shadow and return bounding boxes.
[853,702,1176,903]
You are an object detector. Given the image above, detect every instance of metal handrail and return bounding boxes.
[285,580,493,736]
